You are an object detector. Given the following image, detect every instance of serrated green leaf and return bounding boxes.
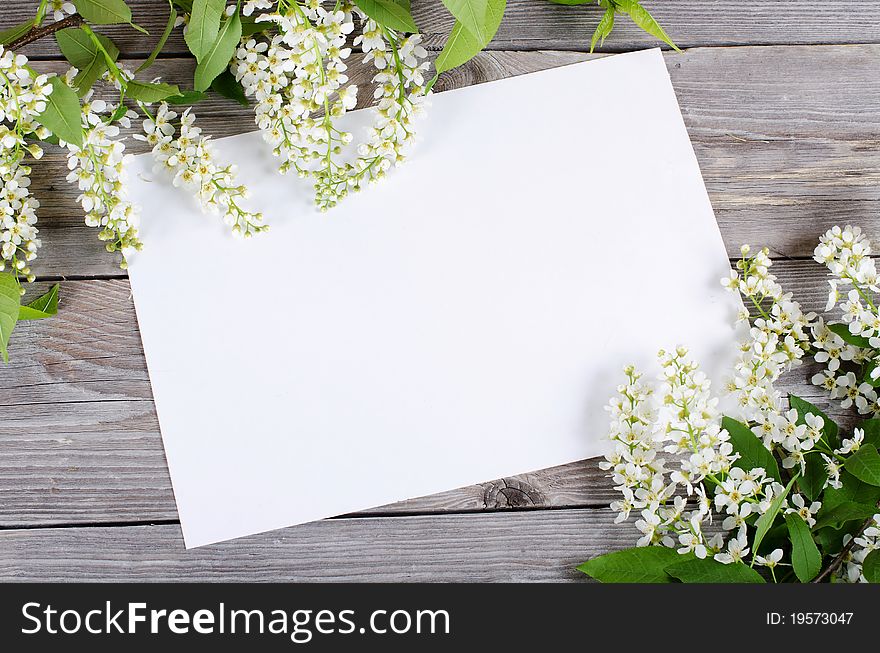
[185,0,225,62]
[665,556,765,583]
[435,0,505,74]
[74,0,133,25]
[55,27,119,95]
[722,415,781,483]
[577,546,679,583]
[844,444,880,486]
[36,77,83,147]
[355,0,419,33]
[137,3,178,72]
[814,501,878,531]
[194,9,242,92]
[789,394,839,448]
[800,452,828,502]
[210,69,248,106]
[18,284,60,321]
[828,322,872,348]
[126,80,181,103]
[615,0,679,51]
[785,513,822,582]
[0,19,35,46]
[864,549,880,583]
[442,0,489,43]
[0,273,22,363]
[752,476,796,561]
[590,7,615,53]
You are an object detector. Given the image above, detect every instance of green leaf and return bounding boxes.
[577,546,679,583]
[856,419,880,449]
[55,27,119,95]
[0,19,35,46]
[789,394,839,448]
[863,549,880,583]
[844,444,880,487]
[814,501,878,531]
[241,15,267,37]
[828,322,872,348]
[355,0,419,33]
[722,416,781,483]
[36,77,83,148]
[185,0,225,62]
[435,0,505,74]
[665,557,765,583]
[615,0,679,51]
[210,69,249,107]
[785,513,822,582]
[137,3,178,72]
[800,452,828,502]
[814,527,848,556]
[0,273,21,363]
[74,0,133,25]
[823,470,880,511]
[18,284,59,321]
[442,0,489,43]
[193,8,242,92]
[590,7,615,53]
[125,80,181,103]
[752,476,796,559]
[165,90,208,105]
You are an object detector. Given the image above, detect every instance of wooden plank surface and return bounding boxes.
[3,0,880,581]
[9,0,880,59]
[21,44,880,278]
[0,510,634,582]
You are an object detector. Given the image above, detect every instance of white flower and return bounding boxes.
[63,90,142,266]
[821,453,843,489]
[836,427,864,455]
[785,494,821,528]
[714,529,749,564]
[141,103,267,237]
[49,1,76,22]
[754,548,783,569]
[233,7,429,210]
[243,0,274,16]
[0,47,52,281]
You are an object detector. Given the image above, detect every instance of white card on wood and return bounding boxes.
[125,48,740,548]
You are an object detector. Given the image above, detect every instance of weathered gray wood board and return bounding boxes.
[9,0,880,58]
[2,0,880,581]
[0,510,637,582]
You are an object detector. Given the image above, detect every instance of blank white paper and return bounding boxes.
[125,48,741,548]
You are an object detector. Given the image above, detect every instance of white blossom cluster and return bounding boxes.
[347,19,429,201]
[813,225,880,416]
[138,102,266,237]
[600,347,792,573]
[721,245,824,473]
[231,1,429,210]
[64,78,143,267]
[0,47,52,283]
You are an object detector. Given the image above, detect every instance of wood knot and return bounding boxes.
[481,477,545,509]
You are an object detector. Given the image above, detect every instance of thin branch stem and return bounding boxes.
[7,13,85,51]
[812,499,880,583]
